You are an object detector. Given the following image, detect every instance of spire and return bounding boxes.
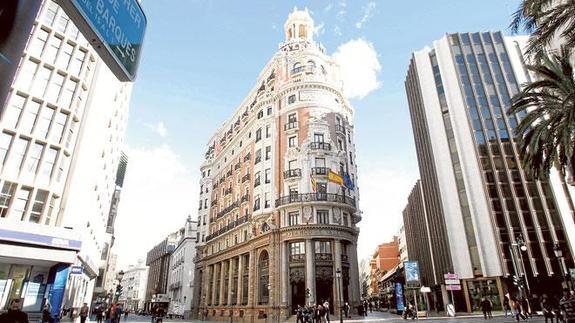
[284,7,314,42]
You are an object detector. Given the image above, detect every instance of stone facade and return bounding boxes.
[191,8,362,322]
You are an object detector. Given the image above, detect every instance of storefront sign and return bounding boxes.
[55,0,147,81]
[0,228,81,250]
[70,266,83,275]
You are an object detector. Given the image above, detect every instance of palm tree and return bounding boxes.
[509,47,575,185]
[510,0,575,56]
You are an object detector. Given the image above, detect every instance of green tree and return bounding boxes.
[508,47,575,185]
[510,0,575,56]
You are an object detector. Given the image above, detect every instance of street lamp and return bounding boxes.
[336,268,343,323]
[553,243,569,289]
[509,234,530,296]
[230,290,235,323]
[114,270,125,303]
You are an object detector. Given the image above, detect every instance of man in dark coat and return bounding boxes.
[0,299,29,323]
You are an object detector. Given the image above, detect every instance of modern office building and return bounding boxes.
[192,8,362,321]
[118,260,148,312]
[0,0,135,317]
[405,31,574,312]
[145,229,181,311]
[167,216,198,318]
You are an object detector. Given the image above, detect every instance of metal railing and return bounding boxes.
[310,142,331,151]
[284,122,298,130]
[275,193,356,208]
[283,169,302,179]
[311,167,329,175]
[335,124,346,134]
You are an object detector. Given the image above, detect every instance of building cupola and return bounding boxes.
[284,7,314,42]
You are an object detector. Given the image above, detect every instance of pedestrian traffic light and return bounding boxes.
[512,275,524,288]
[115,285,123,296]
[305,288,311,298]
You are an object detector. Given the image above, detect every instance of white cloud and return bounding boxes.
[113,144,197,268]
[356,165,418,266]
[333,38,382,99]
[314,22,325,37]
[336,0,347,20]
[145,121,168,137]
[355,1,376,29]
[333,26,342,37]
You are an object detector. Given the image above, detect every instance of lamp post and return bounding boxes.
[513,234,531,293]
[336,268,343,323]
[114,270,125,303]
[230,290,235,323]
[553,243,569,289]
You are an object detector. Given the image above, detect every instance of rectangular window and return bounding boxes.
[265,125,271,138]
[60,79,76,108]
[8,138,29,172]
[290,241,305,255]
[44,195,57,225]
[288,159,297,170]
[66,120,77,149]
[288,94,296,104]
[36,107,55,139]
[314,133,324,143]
[255,128,262,142]
[47,73,64,103]
[265,146,271,160]
[4,94,26,129]
[317,183,327,194]
[265,168,271,184]
[57,155,68,182]
[288,136,297,147]
[0,182,17,218]
[288,212,300,226]
[33,68,52,102]
[264,192,270,208]
[20,100,41,134]
[315,240,332,253]
[29,190,48,223]
[41,148,58,180]
[55,14,69,34]
[17,60,38,91]
[69,49,86,76]
[253,195,260,211]
[316,210,329,224]
[56,42,73,69]
[343,213,349,226]
[254,171,261,186]
[51,112,68,143]
[315,158,326,167]
[255,149,262,164]
[29,28,49,57]
[44,36,62,64]
[288,113,297,123]
[0,133,13,166]
[27,143,44,174]
[12,187,32,220]
[43,2,59,26]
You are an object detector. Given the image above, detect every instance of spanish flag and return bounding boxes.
[328,170,344,186]
[310,174,317,192]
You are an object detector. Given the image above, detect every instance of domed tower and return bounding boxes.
[284,7,314,42]
[192,8,361,322]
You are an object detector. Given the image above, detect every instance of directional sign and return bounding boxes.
[56,0,146,81]
[444,273,459,280]
[446,285,462,291]
[445,279,460,285]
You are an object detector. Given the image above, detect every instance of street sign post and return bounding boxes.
[444,273,460,317]
[55,0,146,81]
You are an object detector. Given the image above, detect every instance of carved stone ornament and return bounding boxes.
[315,266,333,282]
[303,206,313,222]
[332,208,341,223]
[289,268,305,284]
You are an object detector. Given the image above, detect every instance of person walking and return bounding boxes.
[343,302,350,319]
[541,295,555,323]
[480,297,492,320]
[363,300,368,316]
[559,290,575,323]
[504,294,511,317]
[296,305,304,323]
[124,308,129,321]
[368,300,373,313]
[323,300,330,322]
[512,297,527,321]
[0,299,29,323]
[80,303,89,323]
[42,304,53,323]
[95,306,104,323]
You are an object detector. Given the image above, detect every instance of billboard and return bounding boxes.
[404,261,421,285]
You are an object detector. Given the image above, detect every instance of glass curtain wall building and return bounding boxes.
[405,32,574,312]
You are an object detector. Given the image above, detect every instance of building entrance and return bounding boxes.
[316,266,334,314]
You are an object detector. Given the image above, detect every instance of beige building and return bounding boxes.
[192,8,362,322]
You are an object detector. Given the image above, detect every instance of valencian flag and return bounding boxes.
[328,170,344,186]
[310,174,317,192]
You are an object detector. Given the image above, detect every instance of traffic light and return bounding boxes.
[305,288,311,298]
[512,275,524,288]
[115,285,123,296]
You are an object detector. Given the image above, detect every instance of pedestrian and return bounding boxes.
[95,306,104,323]
[105,306,111,323]
[480,297,492,320]
[323,300,330,322]
[124,308,129,321]
[0,299,29,323]
[42,304,53,323]
[521,296,532,318]
[368,300,373,313]
[504,294,511,317]
[363,300,368,316]
[115,305,124,323]
[541,295,555,323]
[343,302,350,318]
[296,304,304,323]
[80,303,89,323]
[511,297,526,321]
[559,290,575,323]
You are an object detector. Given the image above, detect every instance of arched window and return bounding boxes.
[292,62,303,74]
[307,60,316,73]
[299,25,307,38]
[258,251,270,304]
[288,28,293,39]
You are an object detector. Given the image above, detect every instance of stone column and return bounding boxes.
[248,249,256,306]
[305,239,316,305]
[237,254,244,305]
[348,241,360,310]
[333,239,343,312]
[219,261,227,305]
[211,264,218,305]
[227,258,234,305]
[280,241,288,306]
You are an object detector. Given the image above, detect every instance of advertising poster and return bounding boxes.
[395,282,405,311]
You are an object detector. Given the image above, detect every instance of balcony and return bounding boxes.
[341,254,349,263]
[275,193,356,208]
[283,169,302,179]
[226,170,232,177]
[335,124,346,134]
[254,178,261,187]
[241,194,249,203]
[211,200,218,207]
[311,167,329,176]
[289,254,305,262]
[243,154,251,162]
[234,162,241,170]
[255,156,262,164]
[310,142,331,151]
[315,253,333,261]
[242,174,250,183]
[205,215,249,242]
[216,201,239,219]
[284,122,298,131]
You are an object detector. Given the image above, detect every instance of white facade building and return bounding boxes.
[167,216,197,318]
[0,0,134,316]
[397,225,408,263]
[119,261,148,312]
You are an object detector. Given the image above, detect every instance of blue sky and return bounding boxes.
[114,0,524,268]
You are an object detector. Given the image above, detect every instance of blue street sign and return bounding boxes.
[56,0,146,81]
[404,261,420,284]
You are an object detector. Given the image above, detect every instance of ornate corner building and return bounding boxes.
[191,8,362,322]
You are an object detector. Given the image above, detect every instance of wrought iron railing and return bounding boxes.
[275,193,356,208]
